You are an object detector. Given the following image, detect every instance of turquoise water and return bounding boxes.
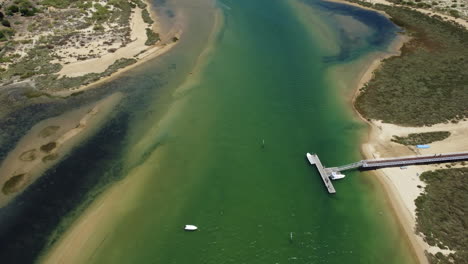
[0,0,417,263]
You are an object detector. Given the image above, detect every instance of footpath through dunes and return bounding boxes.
[43,0,418,263]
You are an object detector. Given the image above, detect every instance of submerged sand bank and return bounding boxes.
[38,147,163,264]
[0,93,123,207]
[40,5,223,263]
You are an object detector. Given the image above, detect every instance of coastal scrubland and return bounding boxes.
[391,131,451,145]
[415,168,468,264]
[0,0,160,96]
[349,1,468,263]
[354,4,468,126]
[386,0,468,19]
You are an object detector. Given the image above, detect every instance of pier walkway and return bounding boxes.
[306,151,468,193]
[306,153,336,193]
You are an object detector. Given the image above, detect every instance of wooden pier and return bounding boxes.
[306,153,336,194]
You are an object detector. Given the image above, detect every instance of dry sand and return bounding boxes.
[329,0,468,262]
[39,7,223,264]
[360,0,468,30]
[58,7,160,77]
[361,120,468,258]
[334,1,468,261]
[0,92,123,208]
[52,2,181,97]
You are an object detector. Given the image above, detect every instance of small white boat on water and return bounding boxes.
[184,225,198,231]
[330,171,345,180]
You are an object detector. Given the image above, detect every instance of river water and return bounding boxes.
[0,0,418,263]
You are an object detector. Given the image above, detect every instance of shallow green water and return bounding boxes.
[0,0,419,263]
[82,0,418,263]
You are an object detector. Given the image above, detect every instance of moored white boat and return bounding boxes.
[184,225,198,231]
[330,171,345,180]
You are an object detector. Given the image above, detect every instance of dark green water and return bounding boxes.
[0,0,418,263]
[86,0,416,263]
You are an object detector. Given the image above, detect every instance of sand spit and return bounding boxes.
[52,1,181,97]
[40,4,223,263]
[38,148,162,264]
[57,7,157,77]
[0,93,123,207]
[57,5,171,78]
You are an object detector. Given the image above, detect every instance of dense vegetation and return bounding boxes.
[0,0,157,95]
[354,4,468,126]
[415,168,468,264]
[145,28,159,45]
[391,131,450,145]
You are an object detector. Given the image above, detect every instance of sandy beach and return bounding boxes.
[51,1,181,97]
[361,120,468,257]
[39,6,223,264]
[328,0,468,262]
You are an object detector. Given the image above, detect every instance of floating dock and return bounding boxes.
[306,153,336,194]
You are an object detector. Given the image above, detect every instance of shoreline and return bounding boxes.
[39,5,224,264]
[335,0,468,262]
[327,0,430,263]
[0,92,123,207]
[53,41,178,97]
[52,0,181,97]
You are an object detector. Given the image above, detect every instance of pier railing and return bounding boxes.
[307,151,468,193]
[335,151,468,172]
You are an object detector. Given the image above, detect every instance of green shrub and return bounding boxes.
[142,9,153,24]
[355,5,468,126]
[145,28,159,45]
[131,0,146,9]
[92,3,110,21]
[7,5,20,13]
[391,131,451,145]
[1,19,11,27]
[449,10,460,18]
[415,168,468,264]
[40,0,71,8]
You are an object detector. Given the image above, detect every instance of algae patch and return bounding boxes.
[2,174,26,195]
[40,142,57,153]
